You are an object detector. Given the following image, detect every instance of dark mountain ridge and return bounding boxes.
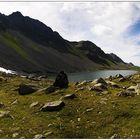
[0,11,134,74]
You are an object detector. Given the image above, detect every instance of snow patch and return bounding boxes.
[0,67,15,74]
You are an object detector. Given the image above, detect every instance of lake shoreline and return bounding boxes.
[48,70,138,82]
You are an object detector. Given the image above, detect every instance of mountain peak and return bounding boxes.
[9,11,23,17]
[108,53,124,63]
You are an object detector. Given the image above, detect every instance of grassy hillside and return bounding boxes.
[0,71,140,138]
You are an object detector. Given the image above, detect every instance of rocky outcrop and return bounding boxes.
[53,71,69,88]
[106,81,119,88]
[116,74,124,79]
[117,90,136,97]
[127,83,140,95]
[18,84,38,95]
[30,101,39,108]
[91,78,107,86]
[62,93,77,100]
[46,86,56,94]
[40,100,65,111]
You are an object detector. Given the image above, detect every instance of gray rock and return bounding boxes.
[85,108,93,112]
[127,86,136,91]
[100,100,107,105]
[30,101,39,108]
[92,78,107,86]
[46,86,56,94]
[34,134,45,139]
[75,87,84,92]
[63,93,77,100]
[76,80,88,87]
[97,78,107,85]
[18,84,38,95]
[0,130,3,134]
[117,90,136,97]
[40,100,65,111]
[38,75,47,80]
[116,74,124,78]
[111,134,120,139]
[20,137,25,139]
[135,83,140,95]
[11,99,18,105]
[77,118,81,122]
[0,76,6,82]
[88,83,107,92]
[37,88,47,92]
[127,84,140,95]
[53,71,69,88]
[102,91,110,95]
[94,83,107,90]
[0,111,10,118]
[12,133,19,138]
[119,77,126,82]
[106,81,119,88]
[0,102,5,108]
[75,82,79,86]
[44,131,53,136]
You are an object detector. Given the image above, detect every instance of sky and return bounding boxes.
[0,2,140,66]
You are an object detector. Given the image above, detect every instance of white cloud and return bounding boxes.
[91,25,112,36]
[0,2,140,66]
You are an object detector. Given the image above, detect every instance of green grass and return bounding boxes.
[0,72,140,138]
[28,41,43,53]
[0,32,29,60]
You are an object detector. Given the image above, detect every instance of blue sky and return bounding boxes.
[1,2,140,66]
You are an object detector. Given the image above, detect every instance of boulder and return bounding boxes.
[62,93,77,100]
[11,99,18,105]
[127,86,136,91]
[111,134,120,139]
[88,83,107,92]
[0,76,6,82]
[127,84,140,95]
[0,102,5,108]
[119,77,126,82]
[91,78,107,86]
[116,74,124,78]
[94,83,107,89]
[44,131,53,136]
[46,86,56,94]
[30,101,39,108]
[0,111,11,118]
[117,90,136,97]
[109,75,113,80]
[85,108,93,112]
[106,81,119,88]
[34,134,45,139]
[75,82,80,86]
[37,88,48,92]
[53,71,69,88]
[75,87,84,92]
[76,80,88,87]
[12,133,19,138]
[27,74,39,81]
[102,91,110,95]
[18,84,38,95]
[91,79,97,85]
[40,100,65,111]
[38,75,47,80]
[135,83,140,95]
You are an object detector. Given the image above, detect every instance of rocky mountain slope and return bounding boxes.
[0,11,135,73]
